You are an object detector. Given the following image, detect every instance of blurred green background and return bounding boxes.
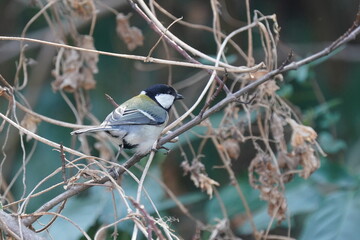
[0,0,360,239]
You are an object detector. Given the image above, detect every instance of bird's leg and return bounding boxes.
[151,140,170,154]
[114,145,123,161]
[108,167,120,180]
[109,145,123,179]
[158,146,170,155]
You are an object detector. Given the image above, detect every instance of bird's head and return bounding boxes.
[141,84,183,110]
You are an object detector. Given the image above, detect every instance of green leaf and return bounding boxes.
[300,190,360,240]
[311,159,356,188]
[347,139,360,175]
[286,180,322,215]
[319,112,340,128]
[303,99,342,123]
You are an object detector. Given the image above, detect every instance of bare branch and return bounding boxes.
[0,211,43,240]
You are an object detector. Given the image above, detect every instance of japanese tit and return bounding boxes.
[71,84,183,155]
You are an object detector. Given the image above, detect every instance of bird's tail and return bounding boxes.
[71,126,110,135]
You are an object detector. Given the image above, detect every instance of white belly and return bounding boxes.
[108,124,165,155]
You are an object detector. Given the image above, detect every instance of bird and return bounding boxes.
[71,84,183,156]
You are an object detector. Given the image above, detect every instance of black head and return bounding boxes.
[142,84,183,110]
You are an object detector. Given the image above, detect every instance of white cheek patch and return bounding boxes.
[155,94,175,109]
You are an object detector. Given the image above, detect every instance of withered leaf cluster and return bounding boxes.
[248,113,320,222]
[211,70,322,223]
[52,35,98,92]
[181,160,219,198]
[287,118,319,179]
[249,152,287,222]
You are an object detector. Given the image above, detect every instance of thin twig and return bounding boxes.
[0,36,259,73]
[0,87,88,129]
[146,16,183,60]
[131,150,156,240]
[0,112,86,158]
[129,197,166,240]
[105,94,120,108]
[60,144,67,184]
[199,70,228,117]
[35,199,67,233]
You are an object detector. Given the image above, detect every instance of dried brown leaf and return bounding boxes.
[294,147,320,179]
[247,70,269,81]
[263,80,280,96]
[65,0,95,18]
[181,160,219,198]
[20,113,41,141]
[116,13,144,51]
[195,174,219,198]
[79,35,98,73]
[79,67,96,90]
[271,113,286,152]
[52,35,98,92]
[249,153,287,221]
[288,119,317,147]
[52,49,82,92]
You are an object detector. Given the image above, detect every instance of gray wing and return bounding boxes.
[102,107,166,126]
[71,106,167,135]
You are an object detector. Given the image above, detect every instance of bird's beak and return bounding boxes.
[175,93,184,100]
